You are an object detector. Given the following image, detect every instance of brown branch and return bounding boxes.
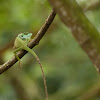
[11,77,31,100]
[83,0,100,12]
[0,40,14,56]
[48,0,100,73]
[77,82,100,100]
[0,9,56,74]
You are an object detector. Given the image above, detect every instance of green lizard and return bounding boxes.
[13,32,48,100]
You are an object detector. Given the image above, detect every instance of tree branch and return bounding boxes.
[0,9,56,74]
[83,0,100,12]
[77,81,100,100]
[10,77,31,100]
[48,0,100,73]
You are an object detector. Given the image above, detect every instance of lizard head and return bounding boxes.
[18,32,32,41]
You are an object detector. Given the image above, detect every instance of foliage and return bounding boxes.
[0,0,100,100]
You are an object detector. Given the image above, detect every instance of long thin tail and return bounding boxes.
[35,55,48,100]
[23,46,48,100]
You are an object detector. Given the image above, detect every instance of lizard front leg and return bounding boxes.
[13,46,22,67]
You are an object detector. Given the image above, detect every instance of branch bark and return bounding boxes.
[11,77,31,100]
[83,0,100,12]
[48,0,100,73]
[77,81,100,100]
[0,9,56,74]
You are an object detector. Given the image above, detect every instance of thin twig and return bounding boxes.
[0,9,56,74]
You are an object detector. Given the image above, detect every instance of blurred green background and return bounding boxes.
[0,0,100,100]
